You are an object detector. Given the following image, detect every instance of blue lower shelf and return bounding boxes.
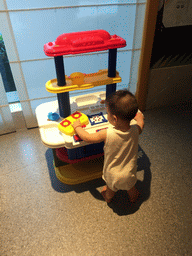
[67,142,104,160]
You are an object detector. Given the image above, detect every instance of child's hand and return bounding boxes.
[100,100,106,104]
[72,119,82,130]
[134,110,144,120]
[134,110,144,134]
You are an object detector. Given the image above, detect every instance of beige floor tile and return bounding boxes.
[1,103,192,256]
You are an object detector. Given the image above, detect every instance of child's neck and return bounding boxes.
[114,120,130,132]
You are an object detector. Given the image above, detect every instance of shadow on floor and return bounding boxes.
[45,145,151,215]
[45,148,106,193]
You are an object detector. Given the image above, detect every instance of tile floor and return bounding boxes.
[1,102,192,256]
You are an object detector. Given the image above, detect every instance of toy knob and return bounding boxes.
[48,112,60,121]
[70,72,84,85]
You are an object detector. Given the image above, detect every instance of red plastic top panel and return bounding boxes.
[44,30,126,56]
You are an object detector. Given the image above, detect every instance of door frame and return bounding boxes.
[136,0,160,111]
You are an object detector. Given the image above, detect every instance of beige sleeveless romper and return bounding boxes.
[102,124,139,192]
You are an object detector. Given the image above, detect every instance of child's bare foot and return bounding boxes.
[101,186,115,203]
[127,185,140,203]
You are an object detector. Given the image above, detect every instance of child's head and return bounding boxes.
[106,90,138,122]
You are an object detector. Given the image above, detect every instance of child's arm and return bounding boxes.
[134,111,144,134]
[72,119,107,143]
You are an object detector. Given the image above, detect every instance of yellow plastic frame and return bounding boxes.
[46,69,121,94]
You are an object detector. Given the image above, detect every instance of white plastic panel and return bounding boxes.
[96,50,132,91]
[64,54,100,76]
[129,50,141,94]
[6,91,20,103]
[20,54,101,100]
[0,0,6,10]
[0,75,15,135]
[31,97,57,117]
[134,3,146,49]
[98,52,108,70]
[6,0,137,10]
[117,51,132,90]
[21,60,56,99]
[9,4,137,61]
[9,62,36,128]
[0,107,15,135]
[9,8,98,61]
[98,5,136,51]
[9,63,29,101]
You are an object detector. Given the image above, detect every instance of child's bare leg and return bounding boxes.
[101,186,116,203]
[127,185,140,203]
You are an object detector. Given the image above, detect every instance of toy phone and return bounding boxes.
[58,111,89,136]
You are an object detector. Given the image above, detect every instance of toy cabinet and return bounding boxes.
[36,30,126,184]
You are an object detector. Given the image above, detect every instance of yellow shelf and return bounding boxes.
[46,69,121,94]
[54,156,104,185]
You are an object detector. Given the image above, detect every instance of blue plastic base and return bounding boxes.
[67,142,104,160]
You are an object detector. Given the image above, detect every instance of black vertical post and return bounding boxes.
[54,56,71,118]
[106,48,117,98]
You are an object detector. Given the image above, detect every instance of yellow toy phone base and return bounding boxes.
[54,156,103,185]
[58,111,89,136]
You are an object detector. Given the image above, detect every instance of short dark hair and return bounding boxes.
[106,89,138,121]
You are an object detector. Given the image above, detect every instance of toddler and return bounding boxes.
[72,90,144,203]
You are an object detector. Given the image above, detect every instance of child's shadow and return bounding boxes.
[46,146,151,216]
[105,145,152,216]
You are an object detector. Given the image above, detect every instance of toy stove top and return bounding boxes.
[88,112,108,126]
[36,91,111,149]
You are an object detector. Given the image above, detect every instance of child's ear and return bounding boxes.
[113,115,117,122]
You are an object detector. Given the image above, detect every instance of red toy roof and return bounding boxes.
[44,30,126,56]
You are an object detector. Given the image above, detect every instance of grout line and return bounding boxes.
[0,3,146,13]
[9,49,141,64]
